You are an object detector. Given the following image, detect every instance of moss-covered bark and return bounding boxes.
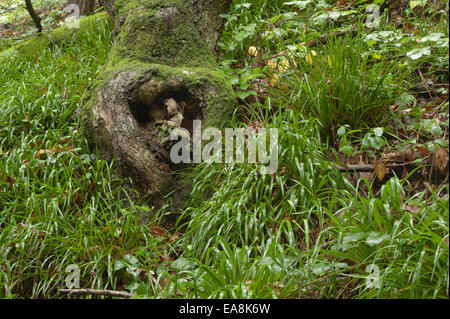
[0,13,109,61]
[81,0,234,203]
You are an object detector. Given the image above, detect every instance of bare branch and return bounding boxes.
[58,288,134,298]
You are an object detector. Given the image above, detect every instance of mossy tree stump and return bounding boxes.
[81,0,234,202]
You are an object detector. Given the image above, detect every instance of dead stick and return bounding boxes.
[59,289,133,298]
[335,162,415,173]
[335,164,373,172]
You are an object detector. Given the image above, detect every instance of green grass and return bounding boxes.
[289,33,406,134]
[0,14,172,298]
[0,0,448,299]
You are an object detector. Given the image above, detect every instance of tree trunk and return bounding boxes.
[81,0,234,204]
[67,0,95,16]
[25,0,42,33]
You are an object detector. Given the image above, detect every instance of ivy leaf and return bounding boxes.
[171,257,195,271]
[373,127,384,137]
[420,33,445,42]
[343,232,365,244]
[373,137,383,149]
[114,260,126,271]
[235,31,250,42]
[410,0,428,9]
[284,0,312,9]
[406,47,431,60]
[124,254,139,267]
[340,145,354,157]
[337,126,346,136]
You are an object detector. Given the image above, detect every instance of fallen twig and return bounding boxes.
[334,161,415,173]
[335,164,374,172]
[58,288,133,298]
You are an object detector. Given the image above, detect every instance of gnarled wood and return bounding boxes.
[81,0,234,204]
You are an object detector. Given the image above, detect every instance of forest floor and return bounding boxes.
[0,0,448,298]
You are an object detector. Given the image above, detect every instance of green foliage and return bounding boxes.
[0,14,171,298]
[170,0,448,299]
[289,31,407,134]
[0,0,448,300]
[177,106,334,258]
[162,237,304,298]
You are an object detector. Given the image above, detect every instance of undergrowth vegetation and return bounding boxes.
[0,0,448,299]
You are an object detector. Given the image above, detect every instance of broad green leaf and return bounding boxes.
[406,47,431,60]
[337,126,346,136]
[410,0,428,9]
[373,127,384,137]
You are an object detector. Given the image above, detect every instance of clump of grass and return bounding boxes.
[289,32,406,136]
[1,0,448,300]
[0,15,172,298]
[176,101,341,259]
[319,178,449,298]
[162,236,306,298]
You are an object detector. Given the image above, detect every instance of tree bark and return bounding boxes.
[67,0,95,16]
[81,0,234,204]
[25,0,42,33]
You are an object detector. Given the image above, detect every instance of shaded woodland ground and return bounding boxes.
[0,0,448,298]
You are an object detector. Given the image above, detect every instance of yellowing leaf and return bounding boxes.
[373,160,386,181]
[248,46,258,57]
[269,73,279,87]
[277,59,290,73]
[305,50,317,65]
[410,0,427,9]
[267,59,278,70]
[373,53,382,59]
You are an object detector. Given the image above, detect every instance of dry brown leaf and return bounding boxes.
[416,146,430,157]
[402,166,408,179]
[403,203,420,214]
[405,148,415,162]
[36,149,54,159]
[400,108,412,114]
[434,147,449,172]
[150,225,167,238]
[373,160,386,181]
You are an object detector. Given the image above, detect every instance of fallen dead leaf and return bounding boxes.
[402,166,408,179]
[403,203,420,214]
[169,233,179,242]
[150,225,167,239]
[434,147,449,172]
[373,159,386,182]
[416,146,430,157]
[405,148,415,162]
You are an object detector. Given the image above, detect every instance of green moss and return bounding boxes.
[107,0,216,68]
[0,13,110,61]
